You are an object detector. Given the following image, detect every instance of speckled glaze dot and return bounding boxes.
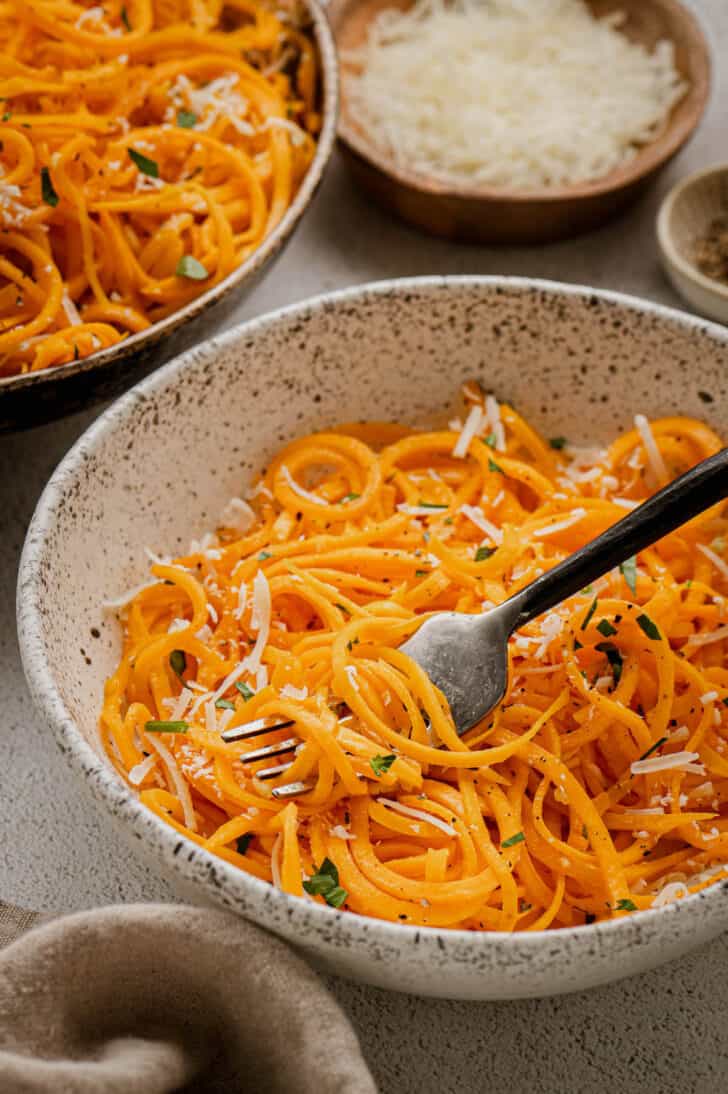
[17,277,728,1000]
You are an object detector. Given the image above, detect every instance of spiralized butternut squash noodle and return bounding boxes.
[0,0,320,377]
[102,386,728,931]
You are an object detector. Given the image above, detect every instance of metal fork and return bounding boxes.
[222,449,728,794]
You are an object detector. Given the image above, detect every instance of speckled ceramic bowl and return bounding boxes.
[18,277,728,1000]
[0,0,338,434]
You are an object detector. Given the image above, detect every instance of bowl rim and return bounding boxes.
[17,275,728,960]
[0,0,339,396]
[331,0,711,205]
[657,161,728,303]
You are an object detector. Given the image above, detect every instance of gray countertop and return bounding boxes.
[2,3,727,1089]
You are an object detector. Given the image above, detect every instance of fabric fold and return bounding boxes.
[0,902,377,1094]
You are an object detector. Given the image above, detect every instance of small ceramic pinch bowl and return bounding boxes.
[328,0,711,244]
[658,162,728,324]
[18,277,728,1001]
[0,0,338,434]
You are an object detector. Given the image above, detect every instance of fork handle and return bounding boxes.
[508,447,728,628]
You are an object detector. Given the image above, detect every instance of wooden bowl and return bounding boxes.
[329,0,711,244]
[0,0,338,434]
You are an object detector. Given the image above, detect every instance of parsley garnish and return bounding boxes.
[215,698,235,710]
[581,596,598,631]
[415,569,428,576]
[596,642,623,684]
[236,833,252,855]
[620,556,638,595]
[501,831,525,848]
[482,432,497,448]
[303,858,348,908]
[1,112,10,122]
[475,545,496,562]
[488,457,504,474]
[169,649,186,678]
[176,255,209,280]
[235,681,254,701]
[638,736,667,762]
[257,550,272,560]
[145,720,188,733]
[636,613,661,641]
[370,754,396,777]
[41,166,59,207]
[549,436,567,450]
[596,618,617,638]
[128,147,158,177]
[342,492,360,502]
[120,4,131,30]
[176,110,197,129]
[615,898,637,912]
[419,501,448,509]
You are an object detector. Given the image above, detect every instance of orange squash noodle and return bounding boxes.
[0,0,320,376]
[101,388,728,930]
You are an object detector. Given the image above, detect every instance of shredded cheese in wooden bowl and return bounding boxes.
[342,0,687,191]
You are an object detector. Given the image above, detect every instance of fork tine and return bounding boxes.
[271,781,313,800]
[241,737,299,764]
[255,760,295,781]
[221,718,295,744]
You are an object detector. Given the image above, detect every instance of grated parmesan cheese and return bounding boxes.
[344,0,686,190]
[280,464,326,506]
[458,504,503,544]
[634,414,668,485]
[631,751,704,777]
[376,798,457,836]
[452,403,483,459]
[220,496,256,534]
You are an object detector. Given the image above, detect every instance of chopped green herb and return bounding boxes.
[215,698,235,710]
[549,436,567,450]
[128,147,159,177]
[176,255,209,280]
[303,858,348,907]
[595,642,623,684]
[581,596,598,631]
[120,4,131,30]
[145,720,188,733]
[342,492,360,502]
[41,166,59,207]
[636,613,661,641]
[169,649,186,678]
[257,550,272,560]
[418,501,448,509]
[176,109,197,128]
[415,569,429,577]
[638,736,667,762]
[370,754,396,777]
[236,833,252,855]
[596,619,617,638]
[235,681,254,701]
[501,831,525,848]
[620,556,638,595]
[325,886,348,909]
[488,457,504,475]
[482,432,497,448]
[475,545,496,562]
[580,584,594,595]
[1,113,10,122]
[616,898,637,912]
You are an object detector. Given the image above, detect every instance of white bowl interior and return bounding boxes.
[19,278,728,999]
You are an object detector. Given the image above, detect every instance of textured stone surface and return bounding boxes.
[2,0,728,1086]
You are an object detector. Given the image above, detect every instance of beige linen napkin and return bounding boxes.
[0,901,377,1094]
